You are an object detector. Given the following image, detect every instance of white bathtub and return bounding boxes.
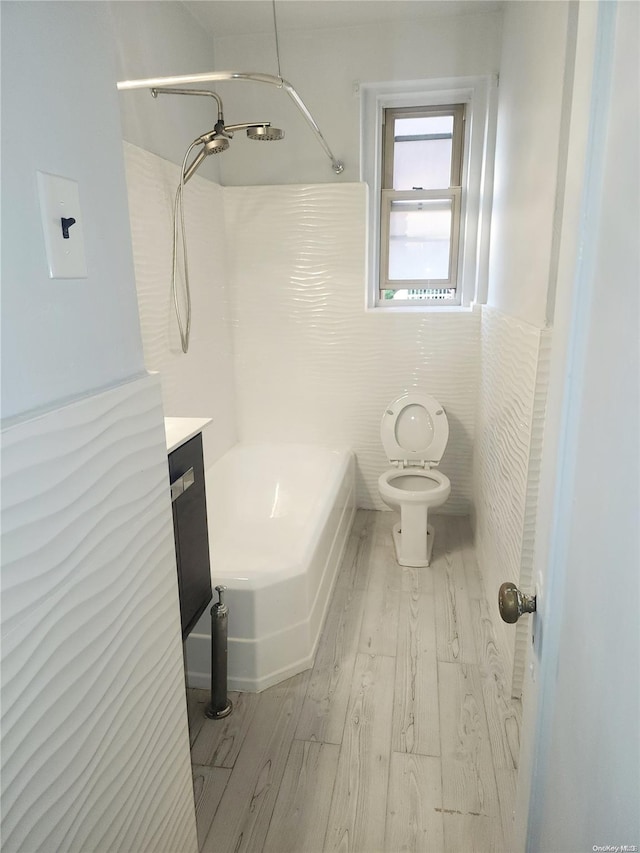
[185,443,356,692]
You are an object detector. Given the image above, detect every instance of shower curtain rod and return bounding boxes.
[117,70,344,174]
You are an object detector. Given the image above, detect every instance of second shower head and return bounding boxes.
[247,124,285,141]
[224,121,285,142]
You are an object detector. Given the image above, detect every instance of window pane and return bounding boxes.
[388,199,452,281]
[393,115,454,190]
[395,116,454,136]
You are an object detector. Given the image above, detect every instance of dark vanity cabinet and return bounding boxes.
[168,433,212,640]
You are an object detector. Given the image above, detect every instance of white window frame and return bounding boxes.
[360,76,498,312]
[380,103,465,300]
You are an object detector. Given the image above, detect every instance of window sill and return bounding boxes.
[365,303,476,315]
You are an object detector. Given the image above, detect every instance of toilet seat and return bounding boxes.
[380,393,449,468]
[378,467,450,505]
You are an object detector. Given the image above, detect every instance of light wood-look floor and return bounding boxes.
[187,512,521,853]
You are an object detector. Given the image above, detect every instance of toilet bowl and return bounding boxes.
[378,393,451,567]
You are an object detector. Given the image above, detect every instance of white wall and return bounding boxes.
[1,1,145,420]
[211,11,502,185]
[1,3,197,850]
[487,1,569,328]
[107,1,221,181]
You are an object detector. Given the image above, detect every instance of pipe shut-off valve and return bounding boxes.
[205,585,233,719]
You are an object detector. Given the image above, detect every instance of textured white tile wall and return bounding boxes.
[472,306,551,689]
[0,376,196,853]
[511,327,552,697]
[123,143,237,467]
[224,184,480,513]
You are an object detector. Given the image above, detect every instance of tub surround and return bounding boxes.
[126,151,479,513]
[186,444,356,692]
[224,183,480,514]
[124,143,237,472]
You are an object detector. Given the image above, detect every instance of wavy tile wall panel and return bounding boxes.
[511,326,552,697]
[472,306,550,690]
[0,376,197,853]
[224,184,480,513]
[123,143,237,467]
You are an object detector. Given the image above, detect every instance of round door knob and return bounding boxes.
[498,582,537,624]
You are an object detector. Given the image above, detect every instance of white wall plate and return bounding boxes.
[37,171,87,278]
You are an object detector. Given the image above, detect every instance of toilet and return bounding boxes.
[378,393,451,567]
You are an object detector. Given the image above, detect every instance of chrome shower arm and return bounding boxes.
[224,121,271,133]
[151,87,224,121]
[118,71,344,174]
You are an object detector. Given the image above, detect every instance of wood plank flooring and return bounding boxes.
[186,512,521,853]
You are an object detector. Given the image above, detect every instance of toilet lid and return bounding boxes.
[380,393,449,466]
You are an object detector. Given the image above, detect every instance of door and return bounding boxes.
[515,1,639,849]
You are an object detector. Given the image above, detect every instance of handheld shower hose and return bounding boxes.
[172,140,199,354]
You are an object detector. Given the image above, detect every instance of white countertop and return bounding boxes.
[164,417,212,453]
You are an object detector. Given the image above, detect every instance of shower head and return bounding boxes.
[198,118,231,148]
[183,131,230,183]
[246,124,285,141]
[201,134,230,154]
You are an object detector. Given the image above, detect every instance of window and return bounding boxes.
[380,104,465,304]
[360,77,497,311]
